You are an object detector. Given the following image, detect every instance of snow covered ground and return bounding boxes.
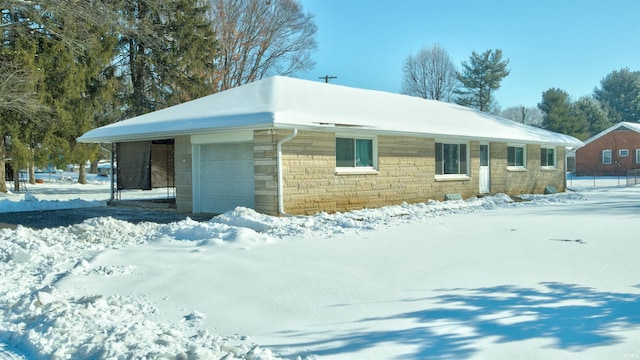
[1,174,638,359]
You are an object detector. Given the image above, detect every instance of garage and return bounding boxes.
[196,143,255,214]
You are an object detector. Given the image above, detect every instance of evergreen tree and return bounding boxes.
[573,96,611,137]
[162,0,218,105]
[538,88,589,140]
[1,1,118,187]
[456,49,510,112]
[593,68,640,123]
[114,0,218,117]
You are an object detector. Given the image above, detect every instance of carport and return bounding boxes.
[110,139,176,206]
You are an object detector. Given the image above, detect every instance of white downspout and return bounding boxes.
[277,128,298,216]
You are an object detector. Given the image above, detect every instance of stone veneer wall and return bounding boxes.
[253,130,566,216]
[278,130,485,215]
[489,143,566,195]
[253,129,280,215]
[174,135,193,213]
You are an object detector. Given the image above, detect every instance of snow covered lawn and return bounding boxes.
[1,176,639,359]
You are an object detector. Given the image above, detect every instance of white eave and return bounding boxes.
[580,121,640,146]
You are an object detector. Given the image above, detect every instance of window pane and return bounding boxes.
[435,143,443,175]
[479,145,488,166]
[459,144,467,174]
[540,148,553,167]
[336,138,354,167]
[515,147,524,167]
[602,150,611,164]
[507,147,515,166]
[443,143,459,174]
[356,139,373,167]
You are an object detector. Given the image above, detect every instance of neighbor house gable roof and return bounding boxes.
[582,122,640,146]
[78,76,583,147]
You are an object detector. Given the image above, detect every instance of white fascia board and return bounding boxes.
[274,122,583,147]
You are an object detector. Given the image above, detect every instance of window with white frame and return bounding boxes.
[602,149,612,164]
[619,149,629,157]
[636,149,640,163]
[540,147,556,168]
[435,142,468,176]
[336,137,375,168]
[507,145,526,168]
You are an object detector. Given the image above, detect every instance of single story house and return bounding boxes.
[79,76,583,216]
[575,121,640,176]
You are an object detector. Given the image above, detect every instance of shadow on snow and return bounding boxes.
[275,282,640,359]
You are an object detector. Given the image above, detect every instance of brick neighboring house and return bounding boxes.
[78,76,583,216]
[575,122,640,176]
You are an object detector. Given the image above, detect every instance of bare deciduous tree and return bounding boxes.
[0,64,46,117]
[0,62,50,193]
[500,106,543,127]
[210,0,317,91]
[401,43,458,101]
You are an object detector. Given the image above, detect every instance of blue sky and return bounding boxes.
[298,0,640,110]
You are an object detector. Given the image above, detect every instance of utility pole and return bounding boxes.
[319,75,337,83]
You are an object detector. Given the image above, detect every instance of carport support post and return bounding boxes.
[110,143,115,202]
[277,128,298,216]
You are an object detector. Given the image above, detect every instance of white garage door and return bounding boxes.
[198,143,255,214]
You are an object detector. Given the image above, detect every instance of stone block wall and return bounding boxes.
[490,143,566,195]
[253,129,279,215]
[157,126,568,215]
[279,131,485,215]
[248,130,567,216]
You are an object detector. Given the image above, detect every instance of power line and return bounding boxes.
[319,75,337,83]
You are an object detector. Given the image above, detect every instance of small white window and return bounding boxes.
[507,145,526,169]
[619,149,629,157]
[540,147,556,168]
[602,149,612,164]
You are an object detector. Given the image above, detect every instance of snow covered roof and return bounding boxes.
[582,121,640,146]
[78,76,583,147]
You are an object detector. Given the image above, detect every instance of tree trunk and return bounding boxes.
[13,165,20,192]
[29,162,36,184]
[78,163,87,184]
[90,160,98,174]
[0,136,7,193]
